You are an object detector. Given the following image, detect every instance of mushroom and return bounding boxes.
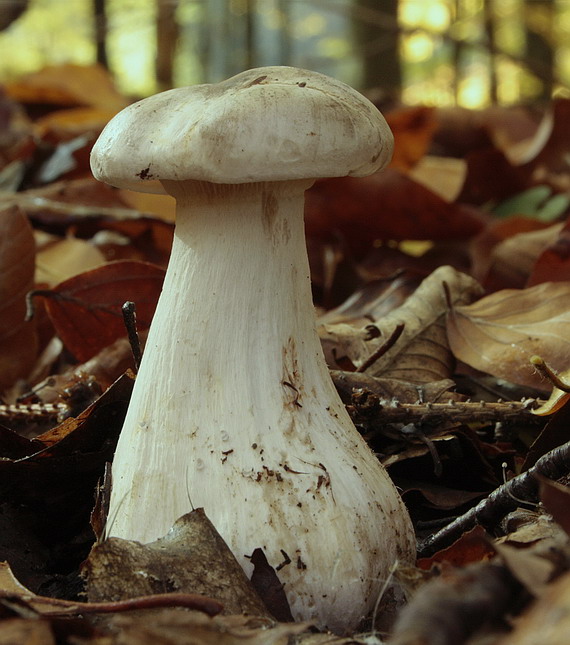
[90,66,415,634]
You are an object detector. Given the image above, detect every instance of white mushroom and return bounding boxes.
[90,66,415,634]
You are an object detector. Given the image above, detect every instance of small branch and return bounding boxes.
[351,392,543,427]
[530,355,570,393]
[5,591,223,618]
[122,301,142,372]
[418,439,570,558]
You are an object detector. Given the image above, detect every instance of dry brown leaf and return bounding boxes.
[109,612,310,645]
[496,570,570,645]
[386,105,438,171]
[485,222,562,289]
[495,533,564,597]
[34,106,119,141]
[0,620,56,645]
[85,509,271,619]
[408,155,467,202]
[447,282,570,390]
[527,217,570,287]
[0,205,38,390]
[319,266,483,383]
[35,235,106,286]
[4,63,128,112]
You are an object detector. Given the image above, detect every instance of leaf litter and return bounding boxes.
[1,63,570,644]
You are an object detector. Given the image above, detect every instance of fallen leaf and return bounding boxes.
[34,106,118,141]
[0,205,38,390]
[458,147,530,206]
[470,216,554,288]
[35,235,106,286]
[386,105,438,171]
[524,400,570,469]
[528,217,570,286]
[517,99,570,191]
[317,271,423,327]
[416,525,495,570]
[85,509,271,619]
[492,185,570,222]
[484,221,562,289]
[109,612,311,645]
[538,476,570,537]
[447,281,570,390]
[32,260,164,362]
[388,562,518,645]
[319,265,483,383]
[531,378,570,416]
[4,63,128,112]
[305,170,485,257]
[408,155,467,202]
[496,570,570,645]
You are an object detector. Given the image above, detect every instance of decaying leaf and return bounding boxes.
[0,205,38,391]
[386,105,438,171]
[484,222,562,289]
[528,216,570,286]
[108,612,310,645]
[447,281,570,390]
[408,155,467,202]
[0,561,223,619]
[496,570,570,645]
[387,562,519,645]
[305,171,485,257]
[35,235,107,286]
[319,265,483,383]
[4,63,128,112]
[85,509,272,619]
[31,260,164,362]
[538,476,570,537]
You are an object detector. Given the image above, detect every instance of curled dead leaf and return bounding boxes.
[319,265,483,383]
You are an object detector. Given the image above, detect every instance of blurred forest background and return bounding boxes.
[0,0,565,107]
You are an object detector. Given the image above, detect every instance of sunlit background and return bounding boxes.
[0,0,564,107]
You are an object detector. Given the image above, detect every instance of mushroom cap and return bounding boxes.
[90,66,394,193]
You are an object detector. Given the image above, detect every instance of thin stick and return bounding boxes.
[4,591,223,618]
[122,301,142,372]
[418,438,570,558]
[530,355,570,393]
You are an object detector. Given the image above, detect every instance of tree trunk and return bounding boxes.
[352,0,401,95]
[524,0,554,102]
[156,0,179,90]
[93,0,108,68]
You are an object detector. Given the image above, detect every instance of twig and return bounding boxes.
[530,355,570,393]
[122,301,142,372]
[2,591,223,618]
[348,390,543,427]
[418,439,570,558]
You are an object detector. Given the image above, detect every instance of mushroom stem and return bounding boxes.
[107,178,414,632]
[109,178,321,538]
